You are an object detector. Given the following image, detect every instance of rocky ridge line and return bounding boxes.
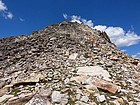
[0,21,140,105]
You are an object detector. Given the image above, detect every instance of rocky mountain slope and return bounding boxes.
[0,21,140,105]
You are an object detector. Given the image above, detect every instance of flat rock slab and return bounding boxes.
[77,66,111,81]
[71,75,119,94]
[0,94,14,103]
[92,78,120,94]
[11,73,45,86]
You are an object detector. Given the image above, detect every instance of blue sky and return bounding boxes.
[0,0,140,59]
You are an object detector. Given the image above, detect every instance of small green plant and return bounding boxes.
[11,87,20,96]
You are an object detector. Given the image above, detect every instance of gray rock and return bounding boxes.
[80,95,89,103]
[51,91,68,104]
[138,63,140,67]
[39,87,52,97]
[97,95,106,103]
[52,91,62,103]
[105,62,113,67]
[64,78,70,84]
[68,53,78,60]
[76,94,81,100]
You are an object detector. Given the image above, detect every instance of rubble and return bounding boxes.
[0,21,140,104]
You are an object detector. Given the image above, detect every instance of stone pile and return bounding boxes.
[0,21,140,105]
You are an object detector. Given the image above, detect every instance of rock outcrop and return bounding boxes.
[0,21,140,105]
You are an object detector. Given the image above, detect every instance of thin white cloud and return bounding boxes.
[131,25,134,31]
[81,19,93,28]
[132,52,140,59]
[70,15,82,24]
[7,12,13,19]
[19,17,25,22]
[63,14,94,27]
[63,14,68,19]
[0,0,13,19]
[93,25,140,47]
